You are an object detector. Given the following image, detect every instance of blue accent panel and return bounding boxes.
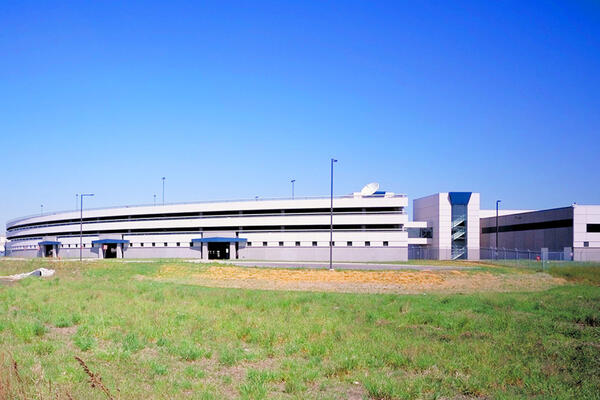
[448,192,472,205]
[92,239,130,245]
[192,237,247,243]
[38,241,61,245]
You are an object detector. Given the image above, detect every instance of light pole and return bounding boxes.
[291,179,295,199]
[80,193,94,261]
[76,194,79,211]
[162,177,166,205]
[496,200,501,259]
[154,194,156,206]
[329,158,337,271]
[40,204,43,216]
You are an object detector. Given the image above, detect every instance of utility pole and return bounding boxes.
[40,204,43,216]
[329,158,337,271]
[496,200,501,260]
[154,194,156,206]
[291,179,295,199]
[162,177,166,205]
[80,193,94,261]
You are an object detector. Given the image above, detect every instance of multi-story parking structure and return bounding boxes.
[6,191,416,261]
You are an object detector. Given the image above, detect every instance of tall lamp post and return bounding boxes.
[496,200,501,259]
[329,158,337,271]
[40,204,43,216]
[79,193,94,261]
[291,179,295,199]
[162,177,166,205]
[154,194,156,206]
[76,194,79,211]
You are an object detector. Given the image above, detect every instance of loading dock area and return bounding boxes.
[191,237,247,260]
[92,239,130,259]
[38,240,61,258]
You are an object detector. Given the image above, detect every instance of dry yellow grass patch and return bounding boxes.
[151,264,563,294]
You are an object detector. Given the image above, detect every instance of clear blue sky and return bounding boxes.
[1,0,599,230]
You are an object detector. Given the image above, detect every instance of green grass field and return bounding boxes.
[0,259,599,399]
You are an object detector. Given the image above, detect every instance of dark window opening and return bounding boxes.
[295,241,300,246]
[383,241,389,247]
[279,241,284,247]
[263,241,267,247]
[347,241,352,246]
[152,242,156,247]
[164,242,168,247]
[587,224,600,233]
[365,241,370,247]
[312,241,317,247]
[584,241,590,247]
[176,242,180,247]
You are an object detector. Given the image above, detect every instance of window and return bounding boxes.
[263,241,268,247]
[584,241,590,247]
[152,243,156,247]
[383,241,389,247]
[189,242,193,247]
[83,244,86,248]
[365,241,370,247]
[312,241,318,247]
[347,241,352,247]
[330,241,335,246]
[587,224,600,233]
[164,242,168,247]
[279,241,284,247]
[141,243,144,247]
[295,241,300,247]
[176,242,180,247]
[247,242,252,247]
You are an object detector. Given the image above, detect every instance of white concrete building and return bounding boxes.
[6,189,599,262]
[412,192,480,260]
[6,191,417,261]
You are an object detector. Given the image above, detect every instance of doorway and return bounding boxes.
[103,244,118,259]
[43,245,54,258]
[208,242,229,260]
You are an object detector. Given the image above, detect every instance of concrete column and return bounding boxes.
[117,244,123,258]
[201,243,208,260]
[229,242,236,259]
[98,245,103,259]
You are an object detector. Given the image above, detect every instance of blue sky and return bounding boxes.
[1,0,599,230]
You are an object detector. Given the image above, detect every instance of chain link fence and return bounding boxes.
[408,246,578,270]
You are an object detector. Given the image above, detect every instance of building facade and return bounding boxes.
[480,205,600,261]
[5,190,599,262]
[6,192,420,261]
[412,192,480,260]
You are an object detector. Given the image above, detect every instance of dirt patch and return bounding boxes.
[151,265,564,294]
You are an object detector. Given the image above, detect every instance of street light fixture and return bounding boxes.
[496,200,501,259]
[154,194,156,206]
[329,158,338,271]
[291,179,295,199]
[40,204,43,216]
[79,193,94,261]
[162,177,166,205]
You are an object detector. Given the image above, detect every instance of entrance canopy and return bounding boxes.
[191,237,247,243]
[92,239,130,245]
[38,241,61,246]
